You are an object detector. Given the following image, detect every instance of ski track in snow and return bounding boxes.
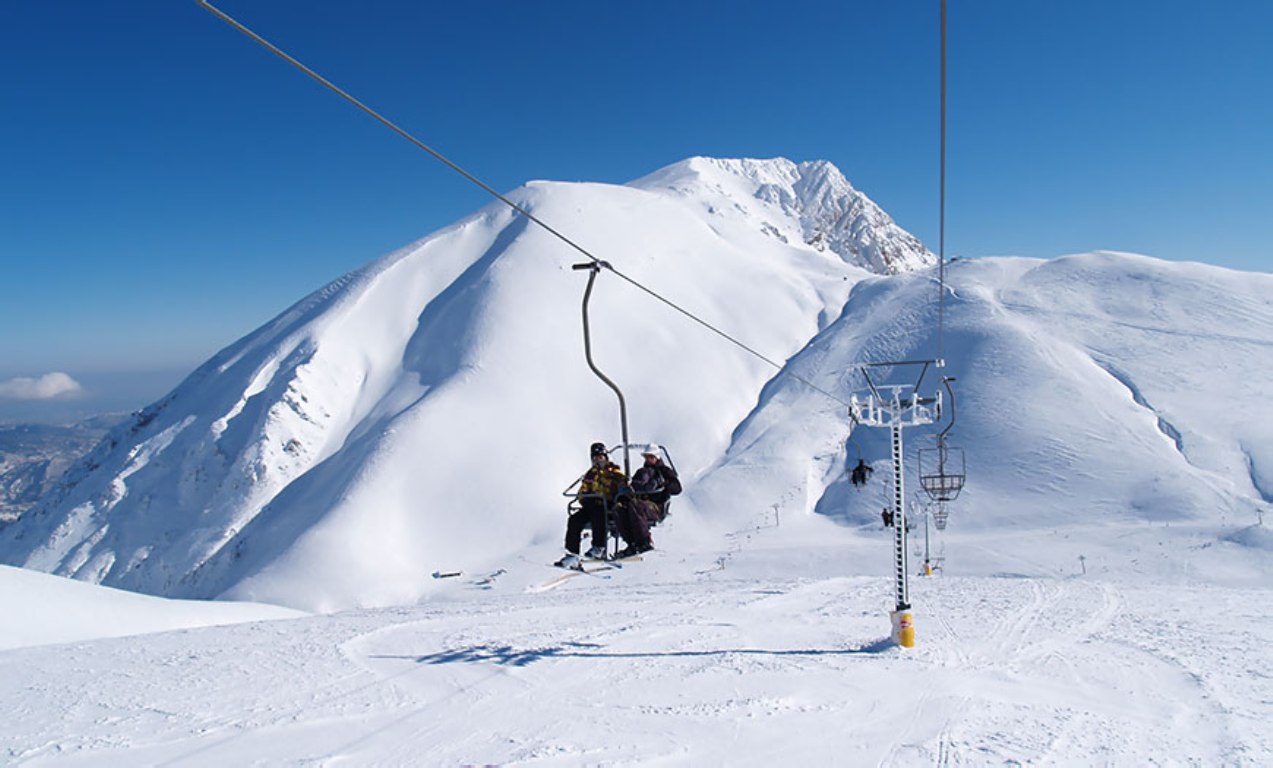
[3,538,1267,766]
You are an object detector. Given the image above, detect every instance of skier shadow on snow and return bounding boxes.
[370,638,896,668]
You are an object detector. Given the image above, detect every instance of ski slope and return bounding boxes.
[2,514,1268,765]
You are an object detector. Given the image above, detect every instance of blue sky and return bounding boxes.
[1,1,1270,419]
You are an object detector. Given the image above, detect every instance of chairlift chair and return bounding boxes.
[918,443,966,502]
[931,502,950,531]
[561,442,678,557]
[918,375,966,503]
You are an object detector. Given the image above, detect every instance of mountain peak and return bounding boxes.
[631,156,935,274]
[0,156,942,610]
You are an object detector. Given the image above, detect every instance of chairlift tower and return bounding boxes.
[850,360,942,648]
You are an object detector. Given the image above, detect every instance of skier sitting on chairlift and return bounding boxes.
[633,446,681,523]
[851,459,873,488]
[614,477,661,559]
[556,442,626,568]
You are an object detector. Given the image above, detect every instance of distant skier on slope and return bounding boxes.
[881,508,914,532]
[556,442,627,568]
[851,459,873,488]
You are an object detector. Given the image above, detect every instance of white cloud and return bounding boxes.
[0,372,85,400]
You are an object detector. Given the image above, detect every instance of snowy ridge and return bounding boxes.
[631,157,935,273]
[8,204,526,599]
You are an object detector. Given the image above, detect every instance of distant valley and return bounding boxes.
[0,416,125,524]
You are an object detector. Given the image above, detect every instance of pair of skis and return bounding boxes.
[529,552,644,593]
[562,553,641,572]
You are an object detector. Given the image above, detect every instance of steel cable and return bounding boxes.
[197,0,858,419]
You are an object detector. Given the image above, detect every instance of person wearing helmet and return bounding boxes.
[632,446,680,524]
[556,442,627,568]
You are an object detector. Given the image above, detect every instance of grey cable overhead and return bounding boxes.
[939,0,948,363]
[195,1,587,260]
[196,0,857,417]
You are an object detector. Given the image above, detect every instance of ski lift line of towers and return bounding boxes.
[849,359,965,649]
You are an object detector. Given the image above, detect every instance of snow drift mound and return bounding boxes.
[0,564,301,651]
[1,157,931,611]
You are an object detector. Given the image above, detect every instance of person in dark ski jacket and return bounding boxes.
[614,476,662,558]
[633,446,681,523]
[851,459,873,488]
[557,442,627,567]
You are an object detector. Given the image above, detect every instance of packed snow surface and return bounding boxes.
[2,518,1269,765]
[1,157,1270,764]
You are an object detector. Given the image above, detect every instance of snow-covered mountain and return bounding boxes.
[632,157,933,274]
[0,158,929,610]
[3,157,1270,614]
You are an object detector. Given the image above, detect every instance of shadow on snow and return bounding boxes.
[369,638,897,668]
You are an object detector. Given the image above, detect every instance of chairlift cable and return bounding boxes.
[602,265,859,420]
[196,0,858,423]
[194,1,590,262]
[938,0,948,363]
